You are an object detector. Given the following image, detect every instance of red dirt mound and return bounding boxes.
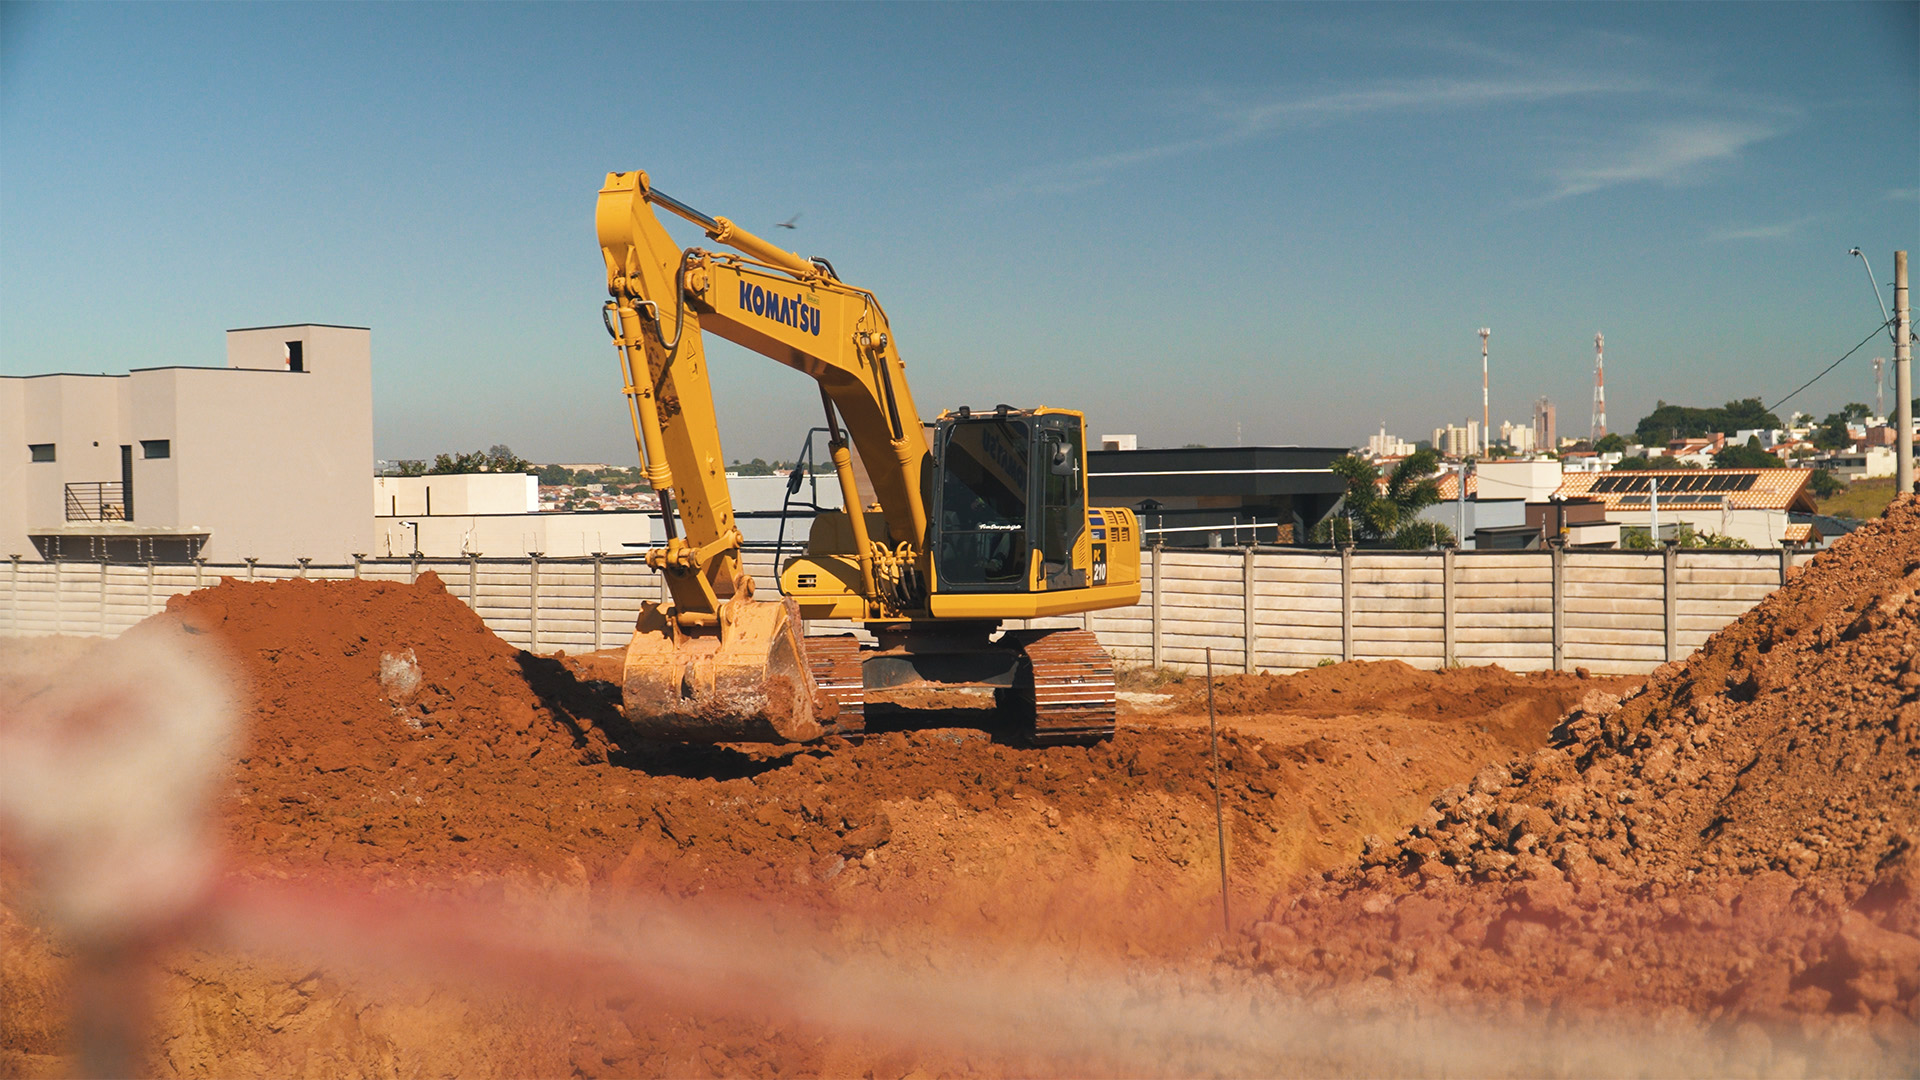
[1241,498,1920,1056]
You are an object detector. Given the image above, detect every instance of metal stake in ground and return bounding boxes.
[1206,648,1230,934]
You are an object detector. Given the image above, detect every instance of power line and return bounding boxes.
[1765,318,1894,414]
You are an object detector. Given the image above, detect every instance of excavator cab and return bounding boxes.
[932,407,1084,594]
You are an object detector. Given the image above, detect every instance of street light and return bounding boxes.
[1849,248,1895,343]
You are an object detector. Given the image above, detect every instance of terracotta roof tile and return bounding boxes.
[1552,469,1815,512]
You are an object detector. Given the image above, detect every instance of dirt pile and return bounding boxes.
[1244,498,1920,1049]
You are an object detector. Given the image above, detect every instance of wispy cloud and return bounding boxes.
[989,74,1644,198]
[1545,121,1778,200]
[1888,187,1919,202]
[1707,215,1820,242]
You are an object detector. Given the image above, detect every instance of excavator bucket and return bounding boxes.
[620,596,825,743]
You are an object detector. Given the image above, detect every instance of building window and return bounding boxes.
[285,340,305,372]
[29,443,54,462]
[141,439,171,459]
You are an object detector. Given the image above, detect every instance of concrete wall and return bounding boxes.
[6,545,1815,676]
[375,474,538,517]
[372,511,651,559]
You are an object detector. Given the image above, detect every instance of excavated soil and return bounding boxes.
[3,503,1916,1076]
[1238,498,1920,1069]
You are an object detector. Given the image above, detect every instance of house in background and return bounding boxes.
[1552,469,1816,548]
[2,325,373,563]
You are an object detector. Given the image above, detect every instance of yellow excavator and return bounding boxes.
[597,170,1140,745]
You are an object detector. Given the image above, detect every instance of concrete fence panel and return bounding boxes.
[3,544,1830,678]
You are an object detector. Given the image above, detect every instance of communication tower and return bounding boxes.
[1478,327,1491,457]
[1591,332,1607,442]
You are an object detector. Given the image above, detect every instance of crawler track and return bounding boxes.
[1005,628,1116,745]
[803,633,866,736]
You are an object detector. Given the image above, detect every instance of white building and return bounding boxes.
[2,325,373,563]
[1431,421,1480,458]
[1474,459,1565,503]
[1813,446,1897,481]
[372,472,653,558]
[1365,424,1414,458]
[1498,420,1536,454]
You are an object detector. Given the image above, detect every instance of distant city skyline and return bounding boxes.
[3,3,1914,463]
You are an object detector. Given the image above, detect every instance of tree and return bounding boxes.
[1311,450,1446,547]
[426,445,535,475]
[538,463,574,486]
[1633,398,1782,447]
[1614,455,1699,471]
[1594,433,1627,455]
[1808,469,1844,498]
[1621,523,1750,550]
[1713,436,1782,470]
[393,459,428,476]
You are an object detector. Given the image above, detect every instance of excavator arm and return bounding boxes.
[595,170,938,740]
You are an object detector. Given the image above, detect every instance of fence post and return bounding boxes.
[468,554,479,609]
[8,555,19,633]
[53,561,64,634]
[1149,544,1164,668]
[1442,546,1456,667]
[244,557,258,582]
[592,553,604,652]
[1663,544,1680,663]
[529,552,542,654]
[1550,543,1565,672]
[1242,547,1257,674]
[194,557,206,589]
[146,561,156,618]
[1778,545,1791,586]
[352,553,363,580]
[1340,545,1354,663]
[409,553,420,584]
[98,558,110,635]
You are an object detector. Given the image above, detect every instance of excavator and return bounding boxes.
[597,169,1140,746]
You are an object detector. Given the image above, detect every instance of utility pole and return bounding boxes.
[1478,328,1491,458]
[1897,251,1912,495]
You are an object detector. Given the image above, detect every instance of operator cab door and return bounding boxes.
[1035,415,1087,589]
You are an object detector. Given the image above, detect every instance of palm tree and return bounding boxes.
[1314,450,1452,548]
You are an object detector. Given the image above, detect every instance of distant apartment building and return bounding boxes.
[2,325,373,563]
[1364,424,1413,458]
[1498,420,1536,454]
[1431,421,1480,458]
[1533,398,1556,453]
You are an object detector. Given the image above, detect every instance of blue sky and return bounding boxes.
[3,2,1915,463]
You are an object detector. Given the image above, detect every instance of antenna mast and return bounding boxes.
[1591,332,1607,442]
[1478,327,1491,457]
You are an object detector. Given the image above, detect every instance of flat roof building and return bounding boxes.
[2,325,374,563]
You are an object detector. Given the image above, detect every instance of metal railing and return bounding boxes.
[64,482,127,522]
